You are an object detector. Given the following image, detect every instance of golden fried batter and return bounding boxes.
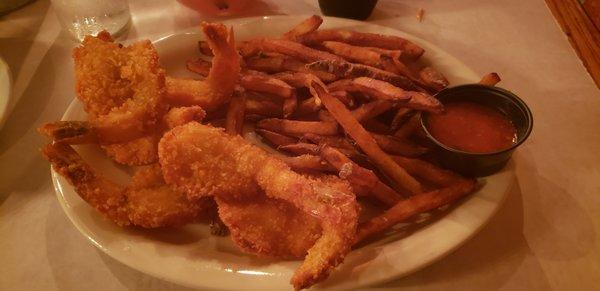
[158,122,359,290]
[43,143,211,228]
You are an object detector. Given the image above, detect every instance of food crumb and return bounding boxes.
[417,8,425,22]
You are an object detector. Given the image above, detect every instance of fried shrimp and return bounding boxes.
[166,22,240,111]
[42,143,211,228]
[158,122,359,290]
[39,106,206,165]
[73,31,167,144]
[216,194,322,259]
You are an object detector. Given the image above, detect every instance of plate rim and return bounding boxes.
[49,15,511,290]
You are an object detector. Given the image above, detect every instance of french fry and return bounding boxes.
[479,72,501,86]
[363,119,391,134]
[255,129,297,147]
[282,95,298,118]
[279,154,336,172]
[390,155,462,187]
[371,133,429,157]
[239,39,344,63]
[308,60,420,91]
[241,72,296,99]
[225,90,246,135]
[418,67,449,92]
[298,29,425,59]
[355,179,477,243]
[351,100,394,122]
[330,78,414,103]
[394,113,421,138]
[296,97,322,115]
[273,72,326,90]
[330,90,355,107]
[273,72,327,115]
[320,146,404,205]
[329,77,443,113]
[321,41,385,68]
[314,84,423,194]
[317,110,336,123]
[279,142,321,155]
[390,108,413,132]
[186,58,211,76]
[321,42,422,86]
[257,118,339,135]
[301,133,359,153]
[283,15,323,41]
[245,95,283,117]
[245,55,337,82]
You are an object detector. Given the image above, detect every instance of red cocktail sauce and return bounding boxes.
[427,102,517,153]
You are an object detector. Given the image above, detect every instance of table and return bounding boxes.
[1,1,599,290]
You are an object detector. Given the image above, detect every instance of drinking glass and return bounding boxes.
[51,0,130,41]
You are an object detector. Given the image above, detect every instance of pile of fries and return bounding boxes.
[189,15,499,244]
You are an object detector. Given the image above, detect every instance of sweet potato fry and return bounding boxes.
[301,133,358,153]
[330,90,355,107]
[257,118,338,135]
[320,146,404,205]
[298,29,425,59]
[329,78,409,103]
[275,72,325,117]
[390,156,462,187]
[280,154,336,172]
[283,15,323,41]
[255,129,297,147]
[225,90,246,135]
[390,108,413,131]
[363,119,391,134]
[245,55,337,82]
[419,67,449,92]
[273,72,325,90]
[186,58,211,76]
[355,179,477,243]
[240,39,344,63]
[279,143,321,155]
[329,77,442,113]
[479,72,501,86]
[394,113,421,138]
[245,95,282,117]
[318,110,336,123]
[241,72,295,99]
[371,133,429,157]
[321,41,420,84]
[351,100,394,122]
[297,97,322,115]
[282,95,298,118]
[314,84,422,194]
[321,41,385,68]
[308,60,420,91]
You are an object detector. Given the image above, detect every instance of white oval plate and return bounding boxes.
[51,15,513,291]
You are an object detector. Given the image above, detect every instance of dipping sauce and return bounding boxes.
[427,102,517,153]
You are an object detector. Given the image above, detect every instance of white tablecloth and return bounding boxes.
[1,0,599,290]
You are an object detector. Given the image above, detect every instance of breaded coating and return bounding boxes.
[166,23,240,111]
[158,122,359,290]
[43,143,211,228]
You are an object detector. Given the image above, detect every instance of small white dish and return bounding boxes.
[50,15,513,290]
